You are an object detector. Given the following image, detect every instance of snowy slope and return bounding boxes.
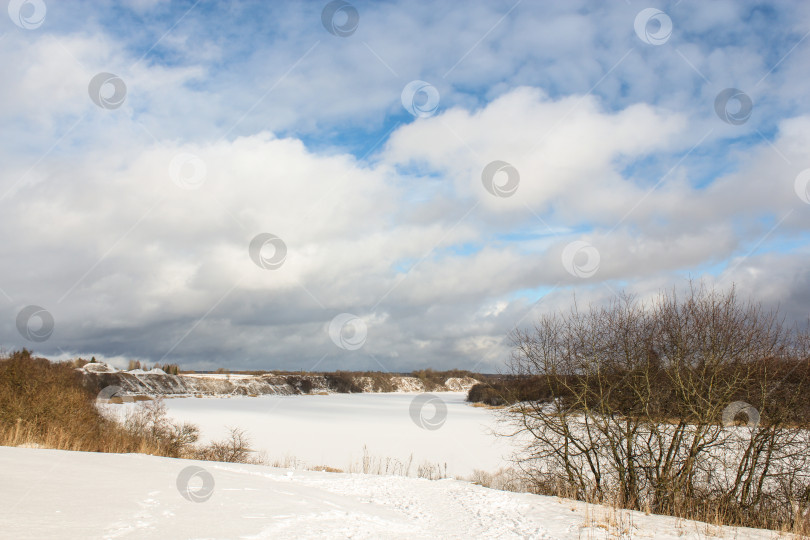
[80,365,479,398]
[0,447,779,539]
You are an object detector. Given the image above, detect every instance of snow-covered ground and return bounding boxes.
[0,446,780,539]
[149,392,514,477]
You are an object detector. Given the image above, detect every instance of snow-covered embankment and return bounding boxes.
[79,362,479,398]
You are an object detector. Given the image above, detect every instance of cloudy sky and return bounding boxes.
[2,0,809,372]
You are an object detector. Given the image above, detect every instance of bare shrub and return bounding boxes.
[468,468,533,493]
[354,445,415,476]
[122,398,199,457]
[196,427,252,463]
[506,283,810,532]
[124,402,254,463]
[72,357,90,368]
[416,461,448,480]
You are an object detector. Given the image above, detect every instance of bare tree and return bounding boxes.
[505,283,810,531]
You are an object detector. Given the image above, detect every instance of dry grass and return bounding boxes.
[469,402,506,410]
[466,466,810,537]
[311,465,343,473]
[0,350,167,455]
[0,419,160,455]
[104,395,153,404]
[256,446,449,480]
[0,350,254,464]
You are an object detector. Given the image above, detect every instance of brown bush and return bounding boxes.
[467,376,558,406]
[0,351,249,461]
[324,371,362,393]
[0,349,162,454]
[286,375,314,394]
[356,371,396,392]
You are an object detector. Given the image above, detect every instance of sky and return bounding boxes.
[1,0,809,372]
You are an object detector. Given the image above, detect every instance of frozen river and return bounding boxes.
[157,392,514,477]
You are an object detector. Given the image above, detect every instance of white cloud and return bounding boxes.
[2,2,810,371]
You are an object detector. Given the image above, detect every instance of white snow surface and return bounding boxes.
[152,392,513,477]
[182,373,257,380]
[0,446,780,539]
[126,368,167,375]
[81,362,119,373]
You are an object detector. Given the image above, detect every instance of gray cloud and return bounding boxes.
[2,2,810,371]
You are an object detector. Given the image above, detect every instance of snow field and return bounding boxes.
[0,446,779,539]
[145,392,516,478]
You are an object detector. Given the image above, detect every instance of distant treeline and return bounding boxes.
[75,355,494,387]
[290,369,483,394]
[176,367,485,393]
[467,375,551,406]
[467,360,810,421]
[205,368,483,378]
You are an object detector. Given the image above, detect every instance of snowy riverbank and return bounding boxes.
[0,446,781,539]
